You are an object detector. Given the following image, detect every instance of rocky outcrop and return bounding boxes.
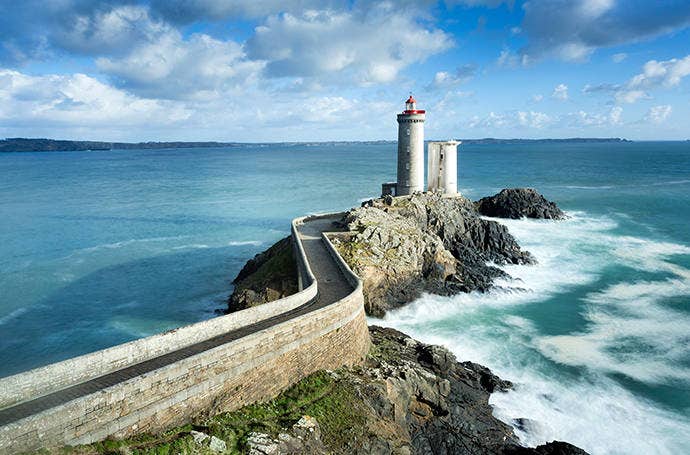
[475,188,566,220]
[227,189,566,317]
[214,326,587,454]
[71,328,588,454]
[227,236,298,312]
[246,416,326,454]
[348,326,587,455]
[210,190,580,453]
[332,192,534,317]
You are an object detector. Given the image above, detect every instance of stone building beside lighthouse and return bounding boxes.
[382,96,460,197]
[427,140,460,194]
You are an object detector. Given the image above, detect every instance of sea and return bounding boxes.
[0,142,688,454]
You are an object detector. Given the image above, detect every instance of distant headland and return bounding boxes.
[0,137,631,153]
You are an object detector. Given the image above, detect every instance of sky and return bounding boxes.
[0,0,689,142]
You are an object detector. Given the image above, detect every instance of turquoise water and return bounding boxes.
[1,142,689,454]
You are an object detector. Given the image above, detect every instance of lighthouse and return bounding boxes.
[382,96,459,199]
[395,95,426,196]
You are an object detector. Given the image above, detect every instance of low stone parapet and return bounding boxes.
[0,215,369,454]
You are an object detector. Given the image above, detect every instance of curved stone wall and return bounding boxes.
[0,216,369,454]
[0,220,317,411]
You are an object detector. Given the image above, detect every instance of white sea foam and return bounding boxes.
[227,240,263,246]
[562,184,616,190]
[0,307,28,326]
[489,368,690,455]
[559,179,690,190]
[649,179,690,186]
[171,244,211,250]
[375,211,690,454]
[539,275,690,384]
[529,217,690,384]
[108,316,176,338]
[70,235,191,255]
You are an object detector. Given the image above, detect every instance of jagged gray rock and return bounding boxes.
[246,416,327,455]
[247,432,280,455]
[333,192,534,316]
[190,430,227,453]
[209,435,227,452]
[292,415,321,441]
[475,188,566,220]
[337,326,587,455]
[190,430,210,444]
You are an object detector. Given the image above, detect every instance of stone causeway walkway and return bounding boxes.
[0,215,351,427]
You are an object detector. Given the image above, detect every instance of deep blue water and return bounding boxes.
[1,142,689,454]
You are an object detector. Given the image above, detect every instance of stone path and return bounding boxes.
[0,215,351,427]
[296,215,351,303]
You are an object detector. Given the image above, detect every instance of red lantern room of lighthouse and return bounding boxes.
[403,95,425,114]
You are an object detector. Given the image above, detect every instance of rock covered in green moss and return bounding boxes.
[227,236,298,312]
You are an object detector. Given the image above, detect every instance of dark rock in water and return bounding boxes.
[356,326,517,454]
[475,188,566,220]
[344,326,589,455]
[512,417,537,432]
[505,440,589,455]
[332,192,534,317]
[227,236,298,312]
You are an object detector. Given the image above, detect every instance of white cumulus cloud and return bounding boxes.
[552,83,569,100]
[55,5,172,56]
[517,111,551,128]
[615,89,647,104]
[496,48,530,67]
[645,105,672,124]
[427,64,477,90]
[97,32,263,100]
[612,55,690,104]
[609,106,623,125]
[0,70,189,127]
[246,8,453,84]
[629,55,690,88]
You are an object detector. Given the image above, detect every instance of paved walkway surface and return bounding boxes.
[297,216,351,303]
[0,215,351,427]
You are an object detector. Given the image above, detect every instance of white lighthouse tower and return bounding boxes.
[395,95,426,196]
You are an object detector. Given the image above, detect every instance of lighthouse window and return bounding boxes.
[406,163,410,170]
[406,128,410,136]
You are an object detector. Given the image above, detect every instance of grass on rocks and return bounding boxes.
[232,240,297,297]
[46,370,367,455]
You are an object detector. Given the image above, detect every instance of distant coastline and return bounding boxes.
[0,137,632,153]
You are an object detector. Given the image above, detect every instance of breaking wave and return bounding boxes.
[374,211,690,454]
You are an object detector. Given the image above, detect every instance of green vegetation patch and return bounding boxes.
[336,239,369,268]
[233,239,297,295]
[53,371,368,455]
